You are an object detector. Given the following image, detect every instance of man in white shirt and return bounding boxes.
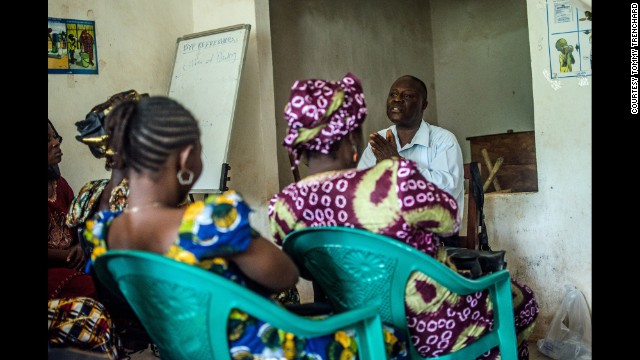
[357,75,464,244]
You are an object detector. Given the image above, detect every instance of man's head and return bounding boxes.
[386,75,428,128]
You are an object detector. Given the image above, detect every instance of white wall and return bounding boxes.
[49,0,278,238]
[48,0,193,192]
[480,0,592,339]
[430,0,535,163]
[270,0,437,188]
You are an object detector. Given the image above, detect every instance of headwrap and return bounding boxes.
[283,72,367,167]
[74,90,146,159]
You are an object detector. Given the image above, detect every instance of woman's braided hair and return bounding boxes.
[106,96,200,175]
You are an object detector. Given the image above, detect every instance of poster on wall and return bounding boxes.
[48,17,98,75]
[545,0,591,79]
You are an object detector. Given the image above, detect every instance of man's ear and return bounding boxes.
[178,145,194,170]
[422,100,429,112]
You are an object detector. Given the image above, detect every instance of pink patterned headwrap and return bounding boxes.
[283,72,367,168]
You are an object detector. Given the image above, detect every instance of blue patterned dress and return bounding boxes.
[85,190,407,360]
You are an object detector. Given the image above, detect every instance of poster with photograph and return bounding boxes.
[546,0,591,79]
[48,17,98,74]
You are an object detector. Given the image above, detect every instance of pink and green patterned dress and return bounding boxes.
[85,190,408,360]
[269,158,538,359]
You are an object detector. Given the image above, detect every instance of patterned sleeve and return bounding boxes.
[176,190,254,260]
[267,192,287,245]
[396,159,460,236]
[66,179,108,227]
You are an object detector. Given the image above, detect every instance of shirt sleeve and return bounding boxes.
[357,143,376,170]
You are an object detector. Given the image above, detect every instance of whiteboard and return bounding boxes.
[168,24,251,193]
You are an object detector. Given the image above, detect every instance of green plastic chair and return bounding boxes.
[282,226,518,360]
[94,250,389,360]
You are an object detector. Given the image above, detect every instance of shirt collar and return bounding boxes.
[394,120,430,150]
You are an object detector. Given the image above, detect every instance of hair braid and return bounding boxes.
[104,101,137,170]
[109,96,200,175]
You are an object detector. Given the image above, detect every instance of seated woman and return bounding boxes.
[48,119,118,358]
[268,73,539,359]
[83,95,407,359]
[49,119,84,271]
[67,90,148,244]
[48,118,95,298]
[66,90,152,354]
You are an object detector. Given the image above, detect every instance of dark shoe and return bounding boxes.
[447,249,482,279]
[447,248,506,279]
[477,250,506,273]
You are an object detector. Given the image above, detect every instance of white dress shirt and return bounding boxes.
[358,120,464,220]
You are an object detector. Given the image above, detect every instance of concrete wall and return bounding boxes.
[430,0,591,339]
[48,0,193,193]
[430,0,535,162]
[270,0,437,188]
[496,0,591,338]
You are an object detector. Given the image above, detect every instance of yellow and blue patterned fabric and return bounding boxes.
[85,190,408,359]
[66,178,129,229]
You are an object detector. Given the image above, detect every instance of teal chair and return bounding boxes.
[94,250,389,360]
[282,226,518,360]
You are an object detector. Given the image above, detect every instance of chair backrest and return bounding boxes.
[461,162,480,249]
[94,250,389,360]
[282,226,518,360]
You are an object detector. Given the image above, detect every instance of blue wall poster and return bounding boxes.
[48,17,98,75]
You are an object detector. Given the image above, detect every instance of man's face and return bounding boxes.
[386,77,427,127]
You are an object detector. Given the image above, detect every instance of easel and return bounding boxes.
[289,154,301,182]
[188,162,231,203]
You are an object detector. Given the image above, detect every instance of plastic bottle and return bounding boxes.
[537,339,591,360]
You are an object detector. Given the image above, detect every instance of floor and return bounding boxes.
[127,341,553,359]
